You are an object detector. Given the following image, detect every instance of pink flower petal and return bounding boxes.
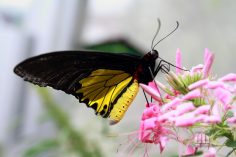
[219,73,236,82]
[188,79,209,90]
[227,116,236,124]
[212,103,221,117]
[203,116,221,124]
[203,147,216,157]
[195,115,208,123]
[142,104,159,120]
[148,81,159,91]
[204,81,226,89]
[176,48,182,74]
[139,121,152,143]
[159,136,168,153]
[193,105,211,115]
[162,98,181,111]
[190,64,204,73]
[214,87,232,105]
[174,113,196,127]
[203,50,214,78]
[142,117,158,130]
[181,89,201,101]
[158,110,176,122]
[183,145,197,156]
[140,83,161,102]
[175,102,196,116]
[204,48,211,63]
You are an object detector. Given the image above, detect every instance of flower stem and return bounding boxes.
[226,147,236,157]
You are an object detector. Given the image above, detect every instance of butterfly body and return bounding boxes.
[14,50,159,124]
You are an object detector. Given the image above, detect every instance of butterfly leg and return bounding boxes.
[142,89,150,106]
[148,66,165,104]
[153,59,171,76]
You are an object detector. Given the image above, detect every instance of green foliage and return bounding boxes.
[23,139,59,157]
[182,151,203,157]
[225,139,236,148]
[24,88,104,157]
[206,122,233,141]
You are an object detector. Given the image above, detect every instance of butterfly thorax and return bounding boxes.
[134,50,159,84]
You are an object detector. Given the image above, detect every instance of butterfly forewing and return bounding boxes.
[14,51,142,124]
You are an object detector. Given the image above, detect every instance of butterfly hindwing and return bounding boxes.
[76,69,135,118]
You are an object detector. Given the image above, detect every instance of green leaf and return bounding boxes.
[225,139,236,148]
[182,151,203,156]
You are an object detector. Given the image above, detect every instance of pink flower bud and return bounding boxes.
[158,110,176,122]
[219,73,236,82]
[193,105,211,115]
[182,89,201,101]
[176,48,182,74]
[162,98,181,111]
[203,49,214,78]
[174,113,196,127]
[188,79,209,90]
[204,81,226,89]
[140,83,161,102]
[175,102,195,116]
[214,87,232,105]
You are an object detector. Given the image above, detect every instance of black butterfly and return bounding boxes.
[14,20,179,125]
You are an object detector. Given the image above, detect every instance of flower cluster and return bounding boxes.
[139,49,236,156]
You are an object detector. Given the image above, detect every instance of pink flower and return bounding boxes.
[137,49,236,157]
[139,105,172,152]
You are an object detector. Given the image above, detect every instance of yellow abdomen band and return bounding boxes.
[109,80,139,125]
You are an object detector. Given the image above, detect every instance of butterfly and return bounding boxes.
[14,20,179,125]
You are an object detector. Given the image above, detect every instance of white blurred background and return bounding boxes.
[0,0,236,156]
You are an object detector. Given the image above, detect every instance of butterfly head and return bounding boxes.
[143,49,159,62]
[150,49,159,59]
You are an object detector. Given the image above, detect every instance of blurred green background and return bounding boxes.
[1,0,236,156]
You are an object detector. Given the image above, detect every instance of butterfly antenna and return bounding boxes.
[152,21,179,50]
[151,18,161,50]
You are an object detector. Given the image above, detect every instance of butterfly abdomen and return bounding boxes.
[108,79,139,125]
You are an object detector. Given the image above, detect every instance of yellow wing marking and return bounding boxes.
[76,69,134,118]
[109,80,139,125]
